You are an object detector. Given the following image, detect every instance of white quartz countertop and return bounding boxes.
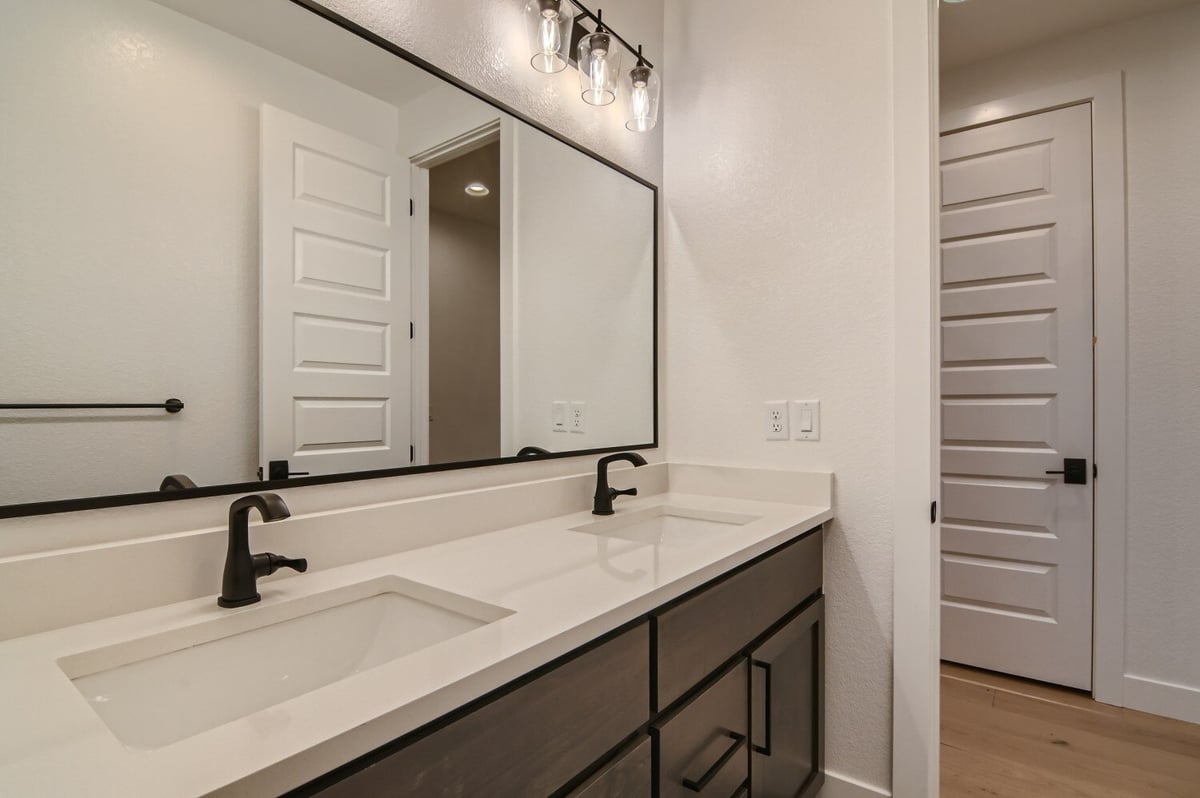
[0,489,830,797]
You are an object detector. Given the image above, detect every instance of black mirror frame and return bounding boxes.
[0,0,658,520]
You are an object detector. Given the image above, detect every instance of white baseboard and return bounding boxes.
[817,770,891,798]
[1124,674,1200,725]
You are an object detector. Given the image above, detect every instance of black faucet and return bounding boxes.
[218,493,307,608]
[593,452,648,515]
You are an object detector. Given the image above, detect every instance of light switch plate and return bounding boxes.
[552,401,567,432]
[569,402,586,434]
[790,400,820,441]
[764,401,790,440]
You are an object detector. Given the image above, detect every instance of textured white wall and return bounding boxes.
[942,2,1200,711]
[663,0,896,791]
[0,0,400,505]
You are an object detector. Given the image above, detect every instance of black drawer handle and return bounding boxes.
[752,659,772,756]
[730,783,749,798]
[682,731,747,792]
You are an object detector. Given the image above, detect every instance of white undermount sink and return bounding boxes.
[58,577,512,750]
[570,505,760,547]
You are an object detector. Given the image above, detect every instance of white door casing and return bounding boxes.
[260,105,412,477]
[939,103,1094,690]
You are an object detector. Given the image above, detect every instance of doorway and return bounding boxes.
[928,0,1200,794]
[426,142,502,464]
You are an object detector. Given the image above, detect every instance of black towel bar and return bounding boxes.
[0,398,184,413]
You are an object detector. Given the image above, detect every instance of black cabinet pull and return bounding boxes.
[729,783,749,798]
[752,659,773,756]
[682,731,747,792]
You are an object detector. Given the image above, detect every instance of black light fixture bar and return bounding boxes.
[0,398,185,413]
[566,1,655,69]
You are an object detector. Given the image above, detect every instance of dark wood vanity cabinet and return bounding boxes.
[308,624,650,797]
[294,527,824,798]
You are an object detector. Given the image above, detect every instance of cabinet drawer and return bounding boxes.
[653,660,749,798]
[313,623,650,797]
[567,735,652,798]
[654,529,822,709]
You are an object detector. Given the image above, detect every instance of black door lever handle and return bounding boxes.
[1046,458,1088,485]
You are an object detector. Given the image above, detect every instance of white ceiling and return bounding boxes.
[940,0,1200,69]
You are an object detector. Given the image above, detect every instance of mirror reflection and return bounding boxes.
[0,0,656,510]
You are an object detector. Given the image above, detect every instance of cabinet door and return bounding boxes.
[654,660,749,798]
[750,597,824,798]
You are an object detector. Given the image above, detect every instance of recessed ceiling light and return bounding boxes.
[465,183,490,197]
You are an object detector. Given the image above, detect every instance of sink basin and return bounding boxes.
[58,577,512,749]
[570,505,760,547]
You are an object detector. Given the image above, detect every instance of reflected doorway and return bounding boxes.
[427,141,502,464]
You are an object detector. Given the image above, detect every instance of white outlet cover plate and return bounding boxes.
[569,402,586,434]
[790,400,820,441]
[764,400,790,440]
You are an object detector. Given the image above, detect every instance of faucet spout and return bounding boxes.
[592,452,648,515]
[219,493,303,608]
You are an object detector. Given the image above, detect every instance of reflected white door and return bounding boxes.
[939,103,1094,689]
[260,105,411,477]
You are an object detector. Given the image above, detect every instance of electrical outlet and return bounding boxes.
[569,402,587,434]
[791,400,820,441]
[764,400,789,440]
[552,401,567,432]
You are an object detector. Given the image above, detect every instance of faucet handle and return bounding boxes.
[611,487,638,499]
[253,552,309,578]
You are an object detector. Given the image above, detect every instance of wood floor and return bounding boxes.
[940,662,1200,797]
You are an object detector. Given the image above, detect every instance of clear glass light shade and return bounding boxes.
[578,29,622,106]
[625,63,660,132]
[525,0,575,74]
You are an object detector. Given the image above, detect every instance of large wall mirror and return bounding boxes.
[0,0,657,517]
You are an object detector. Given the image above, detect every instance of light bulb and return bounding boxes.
[525,0,573,74]
[625,59,659,132]
[579,28,620,106]
[538,15,560,56]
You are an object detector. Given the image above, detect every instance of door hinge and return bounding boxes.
[1093,463,1099,479]
[410,444,415,463]
[931,500,938,523]
[410,321,414,339]
[409,198,414,216]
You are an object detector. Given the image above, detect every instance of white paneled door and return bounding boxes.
[260,105,411,477]
[939,103,1094,690]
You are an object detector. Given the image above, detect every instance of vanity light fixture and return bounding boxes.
[519,1,658,131]
[524,0,575,74]
[465,182,491,197]
[625,45,660,132]
[577,9,622,106]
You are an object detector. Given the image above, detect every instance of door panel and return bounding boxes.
[260,105,411,477]
[939,103,1094,689]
